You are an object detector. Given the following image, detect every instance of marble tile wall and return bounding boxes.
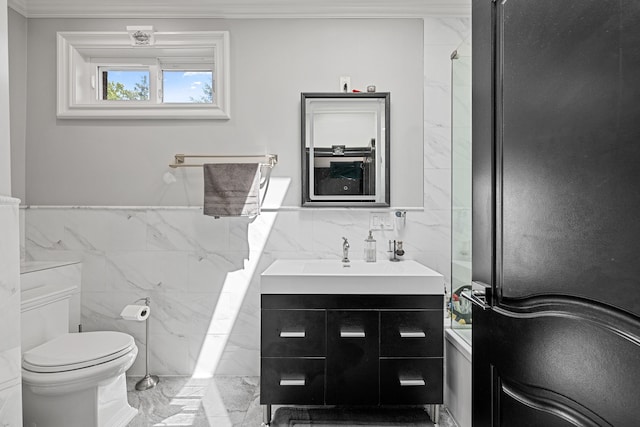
[23,205,451,377]
[0,196,23,426]
[21,17,471,377]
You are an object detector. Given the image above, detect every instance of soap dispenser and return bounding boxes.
[364,230,377,262]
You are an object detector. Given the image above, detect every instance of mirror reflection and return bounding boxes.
[301,92,390,207]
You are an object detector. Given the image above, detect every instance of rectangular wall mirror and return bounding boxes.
[301,92,390,207]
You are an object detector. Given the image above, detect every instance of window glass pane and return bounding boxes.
[163,71,214,104]
[101,69,150,101]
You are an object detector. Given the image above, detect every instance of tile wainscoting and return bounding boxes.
[22,206,451,376]
[0,196,22,425]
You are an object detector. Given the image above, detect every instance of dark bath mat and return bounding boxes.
[271,406,434,426]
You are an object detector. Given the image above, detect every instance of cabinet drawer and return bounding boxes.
[380,358,443,404]
[261,309,325,357]
[260,358,325,405]
[380,310,443,357]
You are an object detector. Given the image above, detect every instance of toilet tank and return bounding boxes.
[20,261,82,352]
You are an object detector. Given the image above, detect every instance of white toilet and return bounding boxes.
[21,280,139,427]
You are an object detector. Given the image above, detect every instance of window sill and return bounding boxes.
[56,103,230,120]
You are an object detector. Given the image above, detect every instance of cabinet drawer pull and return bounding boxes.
[399,379,426,387]
[279,331,306,338]
[399,331,426,338]
[340,330,366,338]
[280,379,306,386]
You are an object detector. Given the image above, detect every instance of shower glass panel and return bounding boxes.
[450,39,472,345]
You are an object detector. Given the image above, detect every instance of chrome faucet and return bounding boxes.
[342,237,350,263]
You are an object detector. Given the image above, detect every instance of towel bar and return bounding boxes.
[169,154,278,169]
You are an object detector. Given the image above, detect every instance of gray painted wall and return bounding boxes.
[8,8,26,202]
[1,3,11,197]
[18,18,423,207]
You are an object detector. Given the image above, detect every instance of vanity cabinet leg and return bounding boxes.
[261,404,272,426]
[430,404,440,426]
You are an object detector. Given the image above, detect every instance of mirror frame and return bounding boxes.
[301,92,390,207]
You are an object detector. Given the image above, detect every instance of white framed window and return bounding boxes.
[162,70,214,104]
[56,29,230,119]
[158,57,215,104]
[98,67,151,101]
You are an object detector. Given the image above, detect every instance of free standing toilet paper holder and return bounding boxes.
[123,297,159,391]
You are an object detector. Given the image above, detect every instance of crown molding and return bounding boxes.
[7,0,27,16]
[9,0,470,19]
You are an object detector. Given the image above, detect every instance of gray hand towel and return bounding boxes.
[203,163,261,218]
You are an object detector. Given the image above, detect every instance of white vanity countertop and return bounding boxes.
[261,259,444,295]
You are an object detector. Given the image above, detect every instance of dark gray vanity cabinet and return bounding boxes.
[260,294,443,408]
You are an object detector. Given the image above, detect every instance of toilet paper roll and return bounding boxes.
[120,304,150,321]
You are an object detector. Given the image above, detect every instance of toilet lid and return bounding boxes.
[23,331,136,373]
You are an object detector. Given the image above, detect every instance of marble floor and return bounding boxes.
[126,376,458,427]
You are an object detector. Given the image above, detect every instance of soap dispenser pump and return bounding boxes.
[364,230,377,262]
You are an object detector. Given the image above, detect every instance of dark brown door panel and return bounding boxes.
[472,0,640,425]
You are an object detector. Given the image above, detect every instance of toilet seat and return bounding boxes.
[23,331,136,373]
